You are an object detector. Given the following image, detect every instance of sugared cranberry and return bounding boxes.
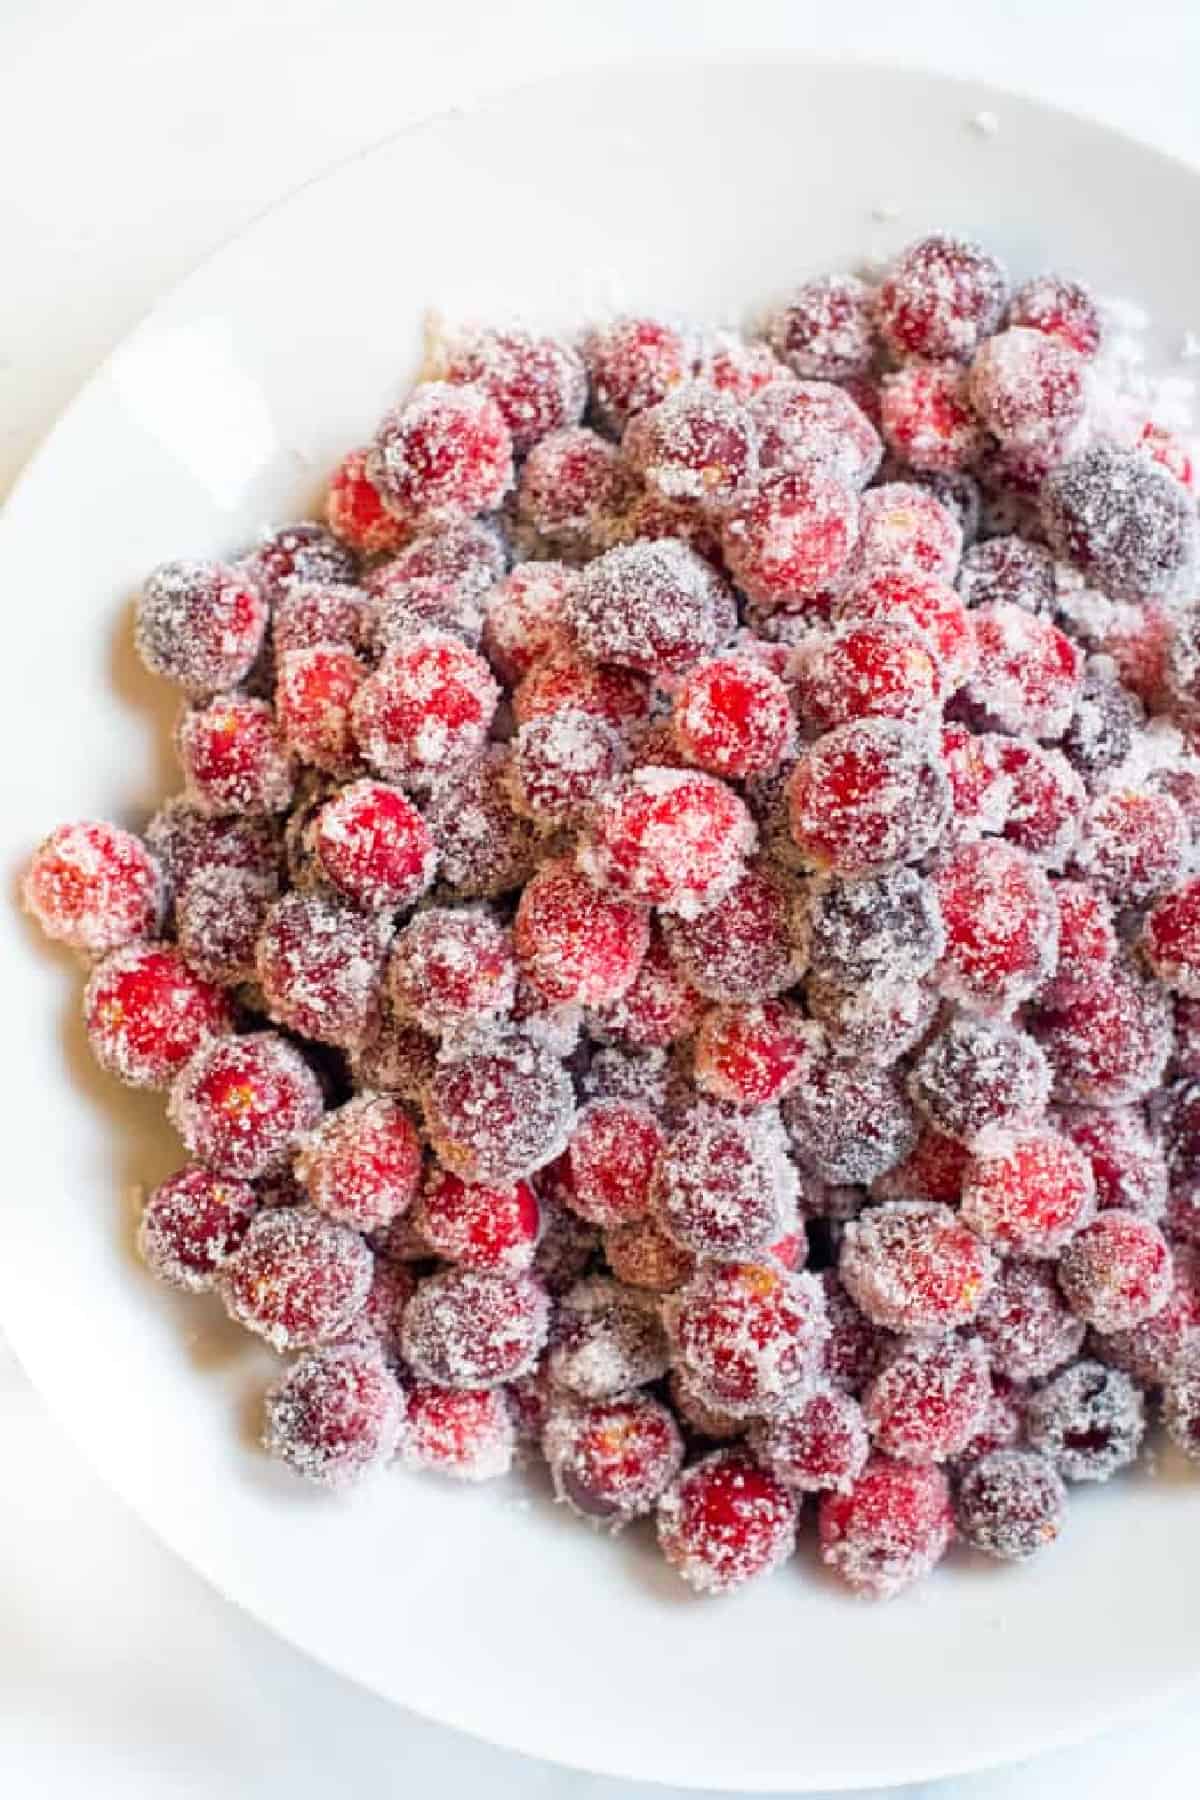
[877,234,1007,362]
[658,1448,796,1594]
[855,482,963,581]
[806,868,943,992]
[176,697,294,818]
[580,768,756,916]
[722,468,859,611]
[583,315,697,434]
[873,1126,970,1207]
[219,1205,371,1349]
[295,1095,422,1232]
[137,1166,258,1291]
[1042,444,1196,601]
[1008,274,1103,358]
[513,645,651,732]
[765,275,876,381]
[517,427,631,556]
[1046,879,1117,997]
[909,1014,1049,1146]
[834,567,976,693]
[1144,876,1200,995]
[976,1257,1086,1381]
[591,922,706,1049]
[994,741,1083,866]
[751,380,882,489]
[135,559,268,695]
[84,941,232,1089]
[169,1031,324,1179]
[1030,962,1173,1106]
[425,748,540,900]
[839,1199,994,1334]
[275,646,366,777]
[671,655,795,779]
[963,603,1083,741]
[751,1386,869,1494]
[567,539,725,681]
[24,821,164,956]
[401,1383,516,1480]
[1075,787,1187,905]
[415,1165,540,1272]
[548,1276,669,1399]
[424,1037,575,1184]
[563,1099,665,1227]
[244,523,358,603]
[864,1335,991,1464]
[369,381,513,522]
[1058,1210,1172,1333]
[514,858,649,1008]
[970,327,1088,450]
[782,1054,918,1186]
[662,866,803,1003]
[508,709,620,827]
[263,1344,403,1488]
[1025,1359,1145,1482]
[652,1109,798,1257]
[1099,1245,1200,1384]
[1058,1106,1167,1220]
[958,533,1056,613]
[933,840,1058,1016]
[544,1394,684,1529]
[352,631,499,789]
[818,1455,954,1598]
[788,719,950,876]
[956,1449,1067,1562]
[309,779,437,911]
[794,622,941,735]
[481,562,574,683]
[442,325,586,453]
[694,1000,818,1108]
[402,1266,548,1387]
[624,382,757,508]
[389,905,514,1036]
[961,1129,1094,1257]
[881,362,985,472]
[325,449,413,556]
[665,1258,828,1417]
[704,329,788,401]
[257,890,386,1049]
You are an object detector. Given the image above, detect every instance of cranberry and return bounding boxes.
[1008,274,1103,357]
[872,1126,970,1207]
[958,534,1056,613]
[352,631,499,788]
[514,645,651,733]
[788,720,950,876]
[816,1269,887,1393]
[219,1206,372,1349]
[839,1199,995,1334]
[908,1014,1050,1146]
[309,780,437,911]
[1061,671,1142,780]
[933,840,1058,1017]
[564,1099,665,1227]
[137,1166,258,1292]
[257,890,386,1049]
[415,1165,540,1273]
[834,567,976,694]
[402,1267,548,1387]
[722,468,859,611]
[1046,879,1117,996]
[1058,1209,1172,1333]
[1075,787,1188,905]
[1058,1106,1167,1220]
[671,655,795,779]
[508,709,621,827]
[782,1054,918,1186]
[389,906,515,1036]
[517,427,631,556]
[877,234,1007,362]
[263,1344,404,1488]
[956,1449,1067,1562]
[442,325,586,453]
[176,696,294,818]
[940,724,1012,842]
[976,1258,1086,1381]
[295,1095,422,1232]
[662,866,803,1003]
[665,1258,828,1417]
[1100,1246,1200,1384]
[880,362,984,472]
[481,562,574,683]
[401,1383,516,1480]
[1144,876,1200,995]
[970,327,1088,450]
[276,646,367,777]
[624,382,757,508]
[548,1276,669,1399]
[582,315,697,433]
[994,741,1084,866]
[658,1448,796,1593]
[963,603,1083,741]
[369,381,513,521]
[24,820,163,955]
[818,1456,954,1598]
[325,449,413,556]
[807,867,944,990]
[514,858,649,1008]
[1030,963,1173,1106]
[864,1335,991,1464]
[751,1386,869,1494]
[580,768,755,915]
[244,523,358,603]
[168,1031,324,1179]
[568,539,726,681]
[1042,444,1196,600]
[591,922,706,1049]
[855,482,963,582]
[135,559,268,695]
[961,1129,1094,1257]
[84,941,233,1089]
[544,1394,683,1529]
[704,329,788,401]
[652,1110,798,1257]
[425,748,540,900]
[796,621,942,736]
[751,379,881,489]
[694,999,819,1108]
[1025,1359,1145,1482]
[765,275,876,381]
[424,1038,575,1184]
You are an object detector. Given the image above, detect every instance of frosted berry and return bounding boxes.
[881,361,985,472]
[257,890,386,1048]
[481,562,573,683]
[296,1095,422,1231]
[310,779,437,911]
[624,381,757,508]
[1058,1210,1172,1333]
[548,1277,669,1400]
[652,1110,798,1257]
[352,631,499,788]
[389,907,514,1037]
[662,867,803,1004]
[514,646,651,733]
[402,1267,548,1387]
[24,821,163,956]
[403,1383,516,1481]
[671,655,794,779]
[818,1456,954,1598]
[807,868,943,991]
[765,274,876,382]
[1042,880,1116,999]
[751,379,882,489]
[839,1199,994,1334]
[704,329,788,401]
[591,923,706,1049]
[244,523,358,603]
[137,1166,258,1292]
[794,621,941,734]
[864,1335,991,1464]
[751,1386,869,1494]
[855,482,963,582]
[508,709,621,828]
[1008,273,1103,357]
[169,1032,324,1179]
[581,768,755,915]
[694,1000,818,1108]
[970,327,1088,450]
[1144,876,1200,995]
[442,325,586,453]
[517,427,631,556]
[1042,444,1197,601]
[276,646,366,777]
[1026,1359,1145,1482]
[567,539,725,680]
[722,468,859,611]
[425,748,539,900]
[834,567,977,693]
[219,1205,371,1349]
[263,1344,404,1488]
[1058,1107,1167,1220]
[514,858,649,1008]
[544,1394,684,1529]
[135,559,268,695]
[424,1037,575,1184]
[994,741,1083,866]
[788,719,950,876]
[84,941,233,1089]
[325,449,413,556]
[415,1165,540,1272]
[958,533,1056,613]
[975,1258,1085,1381]
[1030,963,1173,1106]
[957,1449,1067,1562]
[369,382,513,522]
[782,1053,917,1186]
[558,1098,664,1229]
[963,603,1082,741]
[657,1448,796,1595]
[664,1259,828,1417]
[176,696,294,818]
[961,1129,1094,1256]
[877,234,1007,362]
[582,315,697,434]
[933,840,1058,1016]
[1075,787,1187,905]
[909,1014,1049,1146]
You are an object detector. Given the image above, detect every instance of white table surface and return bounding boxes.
[3,3,1200,1796]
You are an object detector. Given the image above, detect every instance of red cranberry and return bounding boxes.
[276,646,367,777]
[751,379,881,489]
[864,1335,991,1464]
[1075,787,1187,905]
[909,1014,1050,1146]
[85,941,233,1089]
[855,482,963,582]
[976,1258,1086,1381]
[544,1394,684,1528]
[295,1095,422,1232]
[751,1386,869,1493]
[325,449,413,556]
[1058,1209,1172,1333]
[481,562,574,683]
[819,1455,954,1597]
[694,1000,819,1108]
[881,362,985,472]
[169,1032,324,1179]
[176,697,294,817]
[548,1276,669,1399]
[961,1129,1094,1257]
[672,655,795,779]
[873,1126,970,1207]
[415,1165,540,1273]
[402,1267,549,1386]
[257,890,386,1049]
[244,523,358,603]
[788,719,950,877]
[624,382,757,509]
[580,768,756,915]
[1042,444,1196,601]
[136,559,268,695]
[442,325,586,453]
[517,427,631,556]
[765,274,876,382]
[424,1038,575,1184]
[137,1166,258,1292]
[563,1099,665,1228]
[263,1344,404,1487]
[219,1205,372,1349]
[369,382,513,521]
[970,327,1088,450]
[963,603,1083,741]
[994,741,1083,866]
[956,1449,1067,1562]
[591,922,706,1049]
[795,621,942,735]
[1058,1106,1167,1220]
[722,468,859,611]
[1030,963,1173,1106]
[877,234,1007,361]
[657,1448,797,1594]
[933,840,1058,1017]
[652,1111,798,1257]
[840,1199,995,1334]
[400,1383,516,1480]
[352,631,499,789]
[508,709,621,827]
[1144,876,1200,996]
[1025,1359,1145,1481]
[514,858,649,1008]
[425,748,540,900]
[24,820,163,955]
[665,1258,828,1417]
[835,567,976,693]
[1009,274,1103,358]
[582,316,697,433]
[310,779,437,911]
[389,905,515,1036]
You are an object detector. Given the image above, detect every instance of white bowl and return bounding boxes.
[2,55,1200,1794]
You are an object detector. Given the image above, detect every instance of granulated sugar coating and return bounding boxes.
[27,233,1200,1602]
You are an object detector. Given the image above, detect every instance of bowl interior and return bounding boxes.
[2,56,1200,1793]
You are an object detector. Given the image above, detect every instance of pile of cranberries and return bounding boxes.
[25,233,1200,1601]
